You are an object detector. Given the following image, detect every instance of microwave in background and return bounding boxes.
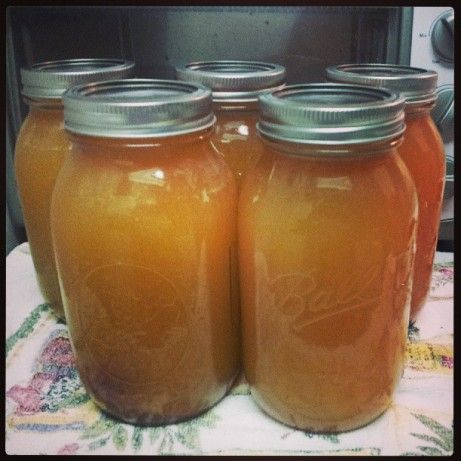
[5,6,454,254]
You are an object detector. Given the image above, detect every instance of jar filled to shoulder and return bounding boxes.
[176,60,286,188]
[176,61,286,330]
[51,79,240,424]
[326,64,446,319]
[239,83,418,432]
[14,59,134,320]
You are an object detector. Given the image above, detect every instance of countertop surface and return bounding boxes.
[5,243,454,455]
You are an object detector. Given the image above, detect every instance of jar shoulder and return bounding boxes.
[53,140,236,213]
[240,149,417,225]
[15,110,67,157]
[404,115,445,156]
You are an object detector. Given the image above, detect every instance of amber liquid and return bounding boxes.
[210,102,262,343]
[398,112,445,319]
[51,130,240,425]
[14,105,67,320]
[211,103,264,188]
[239,140,417,432]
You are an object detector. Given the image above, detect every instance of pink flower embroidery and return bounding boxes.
[441,356,453,369]
[57,443,80,455]
[6,373,53,414]
[39,337,75,367]
[439,267,454,278]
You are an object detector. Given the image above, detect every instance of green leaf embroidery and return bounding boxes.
[60,392,91,408]
[320,434,340,444]
[417,446,444,456]
[132,427,144,451]
[6,303,50,355]
[175,424,200,451]
[174,409,221,451]
[88,435,111,451]
[412,414,452,444]
[45,391,90,413]
[158,431,174,454]
[149,427,164,444]
[304,432,340,444]
[196,411,220,428]
[44,375,90,412]
[433,261,454,270]
[407,320,420,342]
[410,432,451,452]
[80,406,220,452]
[405,413,453,456]
[81,415,116,439]
[112,424,128,451]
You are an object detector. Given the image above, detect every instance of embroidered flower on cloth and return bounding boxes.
[57,443,80,455]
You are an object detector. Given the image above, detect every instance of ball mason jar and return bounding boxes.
[177,61,286,328]
[176,60,286,187]
[14,58,135,320]
[326,64,445,319]
[51,79,240,425]
[239,84,418,432]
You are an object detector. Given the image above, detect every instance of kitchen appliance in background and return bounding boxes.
[410,6,454,251]
[7,6,452,253]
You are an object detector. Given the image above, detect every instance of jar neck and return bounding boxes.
[259,135,403,160]
[404,100,435,119]
[67,125,215,151]
[213,100,259,113]
[25,96,63,112]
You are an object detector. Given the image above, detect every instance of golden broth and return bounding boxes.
[239,141,417,432]
[51,131,240,424]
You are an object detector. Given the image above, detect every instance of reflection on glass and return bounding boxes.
[316,176,352,190]
[129,168,166,186]
[220,122,250,143]
[238,124,249,136]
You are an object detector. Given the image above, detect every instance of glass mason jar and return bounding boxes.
[176,60,286,188]
[239,84,418,432]
[14,59,135,320]
[176,61,286,331]
[326,64,446,319]
[51,79,240,425]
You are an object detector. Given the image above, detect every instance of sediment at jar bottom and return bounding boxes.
[250,388,390,433]
[77,365,238,426]
[69,316,240,425]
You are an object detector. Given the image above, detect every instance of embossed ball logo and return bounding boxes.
[76,263,189,384]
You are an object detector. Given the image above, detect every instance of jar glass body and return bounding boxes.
[14,102,67,319]
[398,107,445,319]
[211,101,264,188]
[239,139,418,432]
[50,129,240,425]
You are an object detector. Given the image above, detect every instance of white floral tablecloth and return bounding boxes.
[5,243,453,456]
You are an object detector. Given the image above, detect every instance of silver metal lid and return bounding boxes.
[326,64,438,105]
[21,58,135,100]
[176,60,286,102]
[257,83,406,145]
[63,79,215,138]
